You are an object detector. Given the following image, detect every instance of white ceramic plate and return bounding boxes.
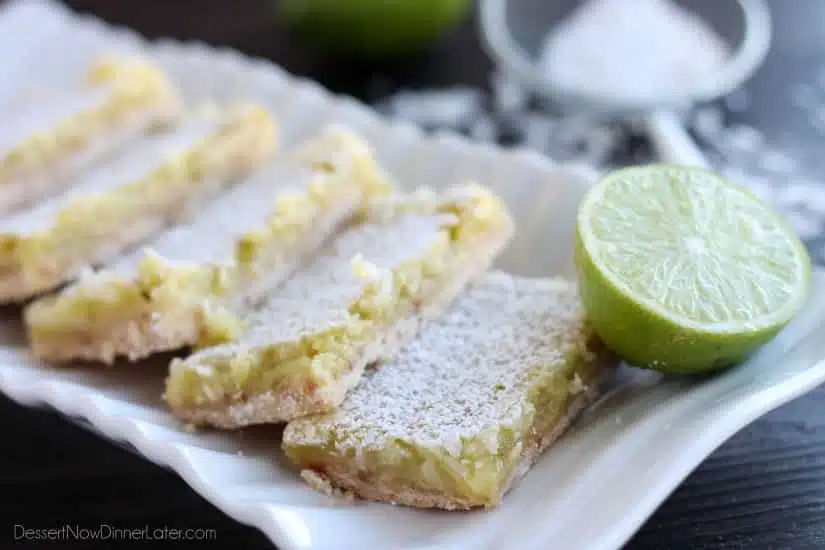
[1,2,825,550]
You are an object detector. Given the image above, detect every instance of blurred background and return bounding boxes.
[63,0,825,263]
[3,1,825,549]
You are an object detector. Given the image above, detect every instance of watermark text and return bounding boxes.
[14,524,217,543]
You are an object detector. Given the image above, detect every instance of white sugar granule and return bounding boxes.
[790,84,818,110]
[522,113,555,153]
[692,106,725,139]
[758,149,800,175]
[721,124,766,155]
[491,70,528,113]
[785,211,822,241]
[724,89,751,112]
[539,0,730,101]
[381,88,484,128]
[470,115,498,142]
[719,167,775,203]
[777,181,824,210]
[797,181,825,216]
[812,107,825,133]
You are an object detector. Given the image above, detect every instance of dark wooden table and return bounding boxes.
[3,1,825,548]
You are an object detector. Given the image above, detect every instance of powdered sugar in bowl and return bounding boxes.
[479,0,772,115]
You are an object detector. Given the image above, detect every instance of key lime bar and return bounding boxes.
[283,273,617,510]
[164,183,514,428]
[0,104,276,302]
[25,129,389,363]
[0,57,182,214]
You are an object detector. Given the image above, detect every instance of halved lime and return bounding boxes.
[575,164,811,374]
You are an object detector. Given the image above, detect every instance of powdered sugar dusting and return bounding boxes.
[190,212,454,359]
[0,85,112,158]
[110,165,286,271]
[0,115,221,234]
[108,130,370,272]
[287,273,590,457]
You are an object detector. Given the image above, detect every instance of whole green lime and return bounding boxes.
[277,0,473,59]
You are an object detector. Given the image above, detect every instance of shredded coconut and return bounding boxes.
[570,373,587,395]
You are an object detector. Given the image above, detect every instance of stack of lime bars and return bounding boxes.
[9,58,811,510]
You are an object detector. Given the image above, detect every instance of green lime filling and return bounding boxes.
[164,187,508,410]
[2,59,176,180]
[284,338,605,505]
